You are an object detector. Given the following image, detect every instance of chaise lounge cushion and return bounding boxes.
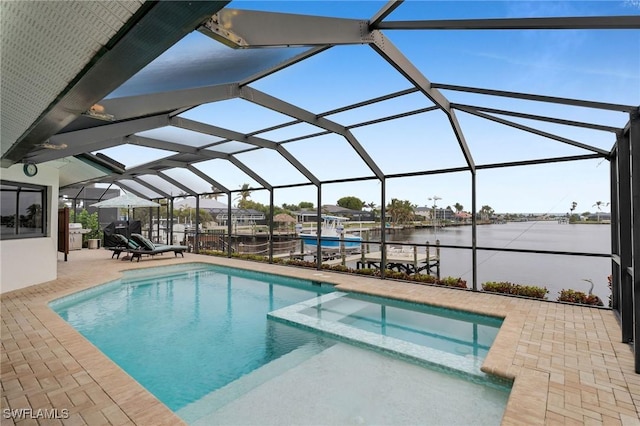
[112,233,141,249]
[107,234,143,259]
[130,233,157,251]
[127,233,188,262]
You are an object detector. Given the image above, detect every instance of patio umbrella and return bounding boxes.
[90,192,161,210]
[91,193,161,238]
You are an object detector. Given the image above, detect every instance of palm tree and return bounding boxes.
[568,201,578,223]
[592,201,609,222]
[365,201,378,220]
[454,202,463,214]
[479,205,494,221]
[203,186,222,201]
[234,183,252,208]
[386,199,415,225]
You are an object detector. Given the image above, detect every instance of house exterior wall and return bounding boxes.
[1,163,59,293]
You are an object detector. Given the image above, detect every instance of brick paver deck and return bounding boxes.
[2,249,639,425]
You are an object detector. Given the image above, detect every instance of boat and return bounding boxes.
[297,215,362,250]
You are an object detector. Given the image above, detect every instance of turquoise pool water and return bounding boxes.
[51,263,511,425]
[51,263,334,411]
[268,291,504,380]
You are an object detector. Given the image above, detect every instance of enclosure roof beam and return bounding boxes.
[274,146,320,186]
[25,137,127,163]
[110,181,152,200]
[457,106,610,156]
[199,9,373,48]
[100,83,240,121]
[228,156,272,190]
[171,117,278,149]
[128,135,200,155]
[154,160,190,169]
[369,1,404,29]
[347,106,440,130]
[251,95,436,145]
[48,115,170,151]
[370,30,476,172]
[156,171,198,197]
[240,86,385,180]
[376,15,640,30]
[132,176,172,199]
[112,158,186,179]
[248,88,421,139]
[278,131,332,145]
[65,185,85,201]
[452,103,622,133]
[476,153,605,170]
[320,88,421,117]
[434,83,636,112]
[171,117,320,186]
[185,164,230,194]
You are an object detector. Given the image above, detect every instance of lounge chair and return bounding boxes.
[107,234,141,259]
[127,233,188,262]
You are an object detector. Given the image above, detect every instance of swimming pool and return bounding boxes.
[50,263,511,425]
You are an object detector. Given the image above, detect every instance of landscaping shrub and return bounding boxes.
[481,281,513,294]
[284,259,316,268]
[200,249,225,257]
[514,285,549,299]
[482,281,548,299]
[557,289,603,306]
[383,270,411,281]
[437,276,468,288]
[412,274,438,284]
[321,264,351,273]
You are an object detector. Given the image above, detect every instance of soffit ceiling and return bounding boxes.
[0,1,146,156]
[1,0,230,167]
[1,1,638,201]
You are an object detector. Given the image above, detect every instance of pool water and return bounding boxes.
[50,263,512,425]
[51,264,334,411]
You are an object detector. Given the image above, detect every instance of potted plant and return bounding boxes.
[71,209,100,248]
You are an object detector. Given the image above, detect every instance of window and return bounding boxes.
[1,181,47,239]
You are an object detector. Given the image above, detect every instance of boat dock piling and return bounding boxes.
[356,240,440,278]
[278,239,441,279]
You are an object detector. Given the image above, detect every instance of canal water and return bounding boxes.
[379,222,611,304]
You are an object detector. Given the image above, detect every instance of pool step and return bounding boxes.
[176,341,327,424]
[268,293,488,381]
[302,296,371,323]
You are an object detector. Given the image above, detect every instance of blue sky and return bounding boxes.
[99,1,639,214]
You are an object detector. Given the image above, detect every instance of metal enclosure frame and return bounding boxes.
[2,2,639,371]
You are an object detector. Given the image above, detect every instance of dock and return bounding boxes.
[274,244,441,278]
[357,247,440,276]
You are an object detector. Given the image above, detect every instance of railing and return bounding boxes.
[237,239,298,255]
[184,230,226,252]
[182,230,298,255]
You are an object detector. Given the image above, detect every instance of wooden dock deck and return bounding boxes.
[357,248,440,276]
[275,245,441,277]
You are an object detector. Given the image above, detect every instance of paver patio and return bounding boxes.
[1,249,639,425]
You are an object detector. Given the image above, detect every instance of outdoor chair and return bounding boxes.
[128,233,188,262]
[107,234,141,259]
